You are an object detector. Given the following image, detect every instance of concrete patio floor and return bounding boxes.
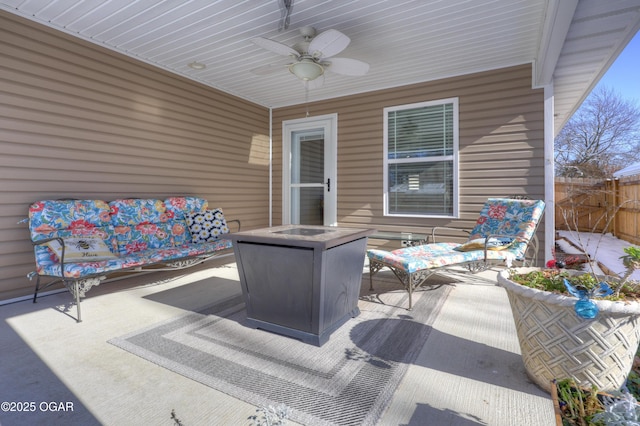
[0,260,555,426]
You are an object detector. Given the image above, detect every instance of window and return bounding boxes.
[384,98,458,217]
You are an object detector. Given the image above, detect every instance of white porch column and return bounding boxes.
[544,84,555,264]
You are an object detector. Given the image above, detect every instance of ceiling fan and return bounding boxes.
[250,26,369,86]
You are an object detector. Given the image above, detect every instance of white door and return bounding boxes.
[283,114,337,226]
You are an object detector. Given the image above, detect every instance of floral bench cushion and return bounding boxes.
[29,199,118,271]
[109,198,192,255]
[29,199,116,243]
[29,197,233,279]
[164,196,209,219]
[34,239,232,279]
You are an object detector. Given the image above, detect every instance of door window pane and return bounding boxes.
[291,187,324,225]
[290,129,325,225]
[291,132,324,184]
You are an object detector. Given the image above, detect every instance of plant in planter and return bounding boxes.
[553,378,640,426]
[498,247,640,393]
[499,185,640,393]
[621,246,640,286]
[498,243,640,393]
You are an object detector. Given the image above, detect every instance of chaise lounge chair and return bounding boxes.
[367,198,545,309]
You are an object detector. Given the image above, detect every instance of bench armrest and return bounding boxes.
[32,236,69,268]
[227,219,241,232]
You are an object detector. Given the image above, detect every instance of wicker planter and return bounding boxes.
[497,268,640,392]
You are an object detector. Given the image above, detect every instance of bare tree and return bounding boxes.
[555,86,640,178]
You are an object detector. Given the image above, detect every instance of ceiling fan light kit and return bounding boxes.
[289,58,324,81]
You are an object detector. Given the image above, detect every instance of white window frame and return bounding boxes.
[383,97,459,218]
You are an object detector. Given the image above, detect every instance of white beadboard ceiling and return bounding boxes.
[2,0,639,134]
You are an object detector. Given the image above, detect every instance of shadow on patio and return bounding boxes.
[0,261,554,425]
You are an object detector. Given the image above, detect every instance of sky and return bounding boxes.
[593,31,640,104]
[555,34,640,265]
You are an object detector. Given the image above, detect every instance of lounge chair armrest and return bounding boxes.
[430,226,470,243]
[484,233,526,243]
[480,233,531,261]
[494,233,539,264]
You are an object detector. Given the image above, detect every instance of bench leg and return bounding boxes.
[31,274,63,303]
[407,273,414,311]
[66,276,105,323]
[73,281,82,323]
[33,275,41,303]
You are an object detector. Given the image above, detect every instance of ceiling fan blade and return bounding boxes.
[308,29,350,58]
[250,62,290,75]
[325,58,369,76]
[251,37,299,57]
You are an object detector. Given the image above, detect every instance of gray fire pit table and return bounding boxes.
[223,225,375,346]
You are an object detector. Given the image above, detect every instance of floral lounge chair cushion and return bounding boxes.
[367,198,545,274]
[367,243,516,274]
[465,198,545,259]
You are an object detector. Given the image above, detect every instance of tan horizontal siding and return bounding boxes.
[273,64,545,253]
[0,11,548,300]
[0,11,269,300]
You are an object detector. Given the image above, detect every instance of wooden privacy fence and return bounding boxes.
[555,176,640,245]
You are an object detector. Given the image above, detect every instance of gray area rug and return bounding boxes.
[109,275,453,426]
